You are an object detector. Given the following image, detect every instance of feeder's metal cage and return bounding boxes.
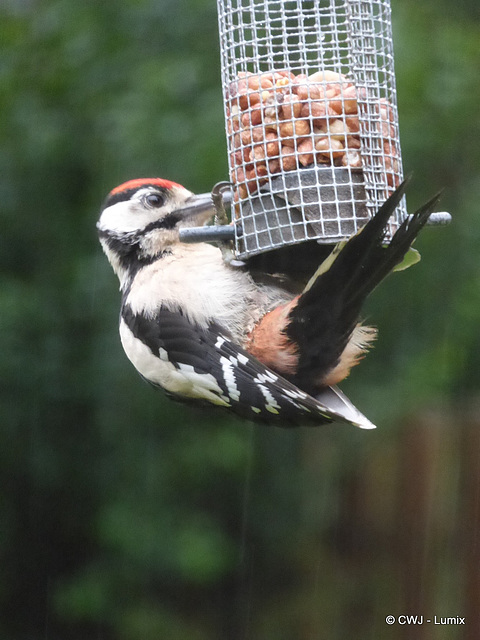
[179,0,450,254]
[209,0,448,260]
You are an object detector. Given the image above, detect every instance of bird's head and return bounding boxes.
[97,178,215,281]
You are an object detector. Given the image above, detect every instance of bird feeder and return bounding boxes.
[179,0,450,256]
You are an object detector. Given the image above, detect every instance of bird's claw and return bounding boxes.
[211,181,233,226]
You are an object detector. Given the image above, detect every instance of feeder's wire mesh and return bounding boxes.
[217,0,406,258]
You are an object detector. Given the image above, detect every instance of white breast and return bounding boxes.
[124,244,258,341]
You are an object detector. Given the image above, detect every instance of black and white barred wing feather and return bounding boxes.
[121,305,374,428]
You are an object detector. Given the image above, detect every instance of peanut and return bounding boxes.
[260,91,279,119]
[274,70,296,82]
[329,138,345,158]
[379,97,395,123]
[301,101,338,126]
[328,118,348,140]
[263,117,278,131]
[381,121,396,139]
[251,127,266,143]
[229,73,275,110]
[237,185,248,200]
[297,139,315,167]
[385,167,397,187]
[265,131,280,157]
[291,73,309,94]
[268,158,281,174]
[309,70,344,83]
[279,118,311,140]
[245,167,264,193]
[239,129,251,146]
[346,135,361,149]
[274,77,290,89]
[342,84,358,114]
[233,166,245,184]
[256,163,269,178]
[315,136,344,159]
[242,73,274,92]
[345,116,360,133]
[281,93,302,120]
[341,150,362,168]
[236,87,257,111]
[300,100,325,120]
[252,145,266,161]
[383,140,398,157]
[325,86,343,114]
[230,150,244,167]
[241,105,263,128]
[242,147,253,165]
[295,82,325,102]
[280,146,297,171]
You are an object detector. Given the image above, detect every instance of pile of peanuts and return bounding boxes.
[226,69,399,200]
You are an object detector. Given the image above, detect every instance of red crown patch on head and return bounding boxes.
[109,178,183,197]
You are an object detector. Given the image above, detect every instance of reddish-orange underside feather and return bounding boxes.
[109,178,183,196]
[246,297,300,375]
[246,296,376,387]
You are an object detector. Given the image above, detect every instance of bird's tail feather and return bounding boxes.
[286,181,442,391]
[346,189,442,303]
[297,180,441,313]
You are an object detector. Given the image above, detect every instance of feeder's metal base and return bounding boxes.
[236,167,371,258]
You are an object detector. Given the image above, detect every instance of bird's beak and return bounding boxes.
[175,193,217,226]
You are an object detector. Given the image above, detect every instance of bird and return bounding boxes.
[97,177,440,429]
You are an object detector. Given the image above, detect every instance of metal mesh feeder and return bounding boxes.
[215,0,449,260]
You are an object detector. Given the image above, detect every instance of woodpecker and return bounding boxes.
[97,177,439,429]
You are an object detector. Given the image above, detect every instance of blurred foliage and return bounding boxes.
[1,0,480,638]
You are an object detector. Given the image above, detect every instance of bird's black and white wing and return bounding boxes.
[120,304,374,428]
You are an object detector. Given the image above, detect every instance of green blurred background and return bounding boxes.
[1,1,480,638]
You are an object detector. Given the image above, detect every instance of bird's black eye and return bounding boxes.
[144,192,165,208]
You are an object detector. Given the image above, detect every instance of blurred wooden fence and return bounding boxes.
[292,406,480,640]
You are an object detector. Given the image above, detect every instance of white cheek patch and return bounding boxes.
[98,200,154,234]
